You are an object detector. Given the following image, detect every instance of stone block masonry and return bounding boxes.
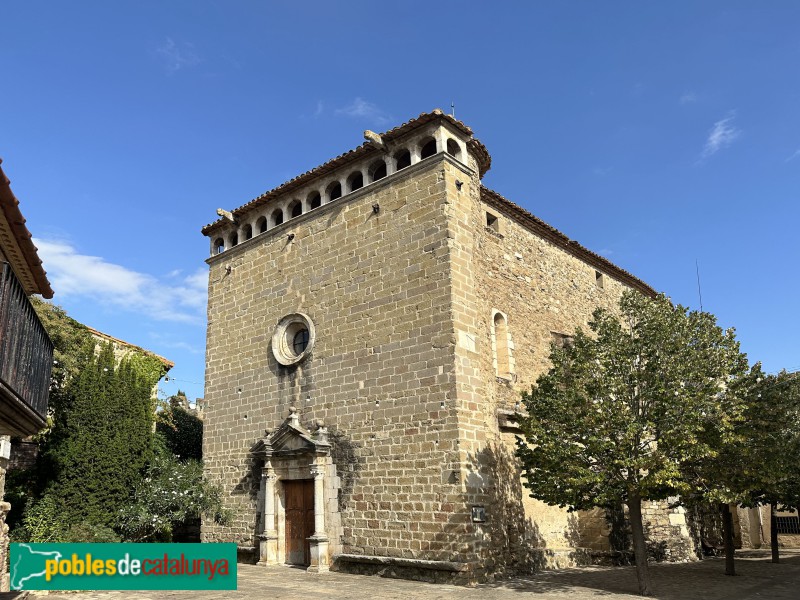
[201,111,691,583]
[203,154,468,569]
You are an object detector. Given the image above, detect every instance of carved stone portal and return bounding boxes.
[250,408,333,573]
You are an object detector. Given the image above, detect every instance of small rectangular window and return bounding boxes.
[595,271,604,289]
[486,212,499,231]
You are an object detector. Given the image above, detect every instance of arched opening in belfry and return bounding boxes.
[243,224,253,241]
[257,216,267,234]
[271,208,284,227]
[326,181,342,202]
[347,171,364,193]
[394,149,411,170]
[369,160,387,182]
[446,139,461,160]
[229,232,239,247]
[214,238,225,254]
[288,200,303,218]
[419,137,437,159]
[308,192,322,210]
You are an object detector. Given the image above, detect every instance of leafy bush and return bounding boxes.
[63,522,121,543]
[118,449,231,542]
[14,493,68,542]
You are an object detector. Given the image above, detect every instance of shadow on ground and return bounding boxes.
[479,550,800,599]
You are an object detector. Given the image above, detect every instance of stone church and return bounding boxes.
[200,110,695,582]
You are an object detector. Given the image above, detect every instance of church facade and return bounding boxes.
[200,110,694,582]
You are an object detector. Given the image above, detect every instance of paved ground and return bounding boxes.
[9,550,799,600]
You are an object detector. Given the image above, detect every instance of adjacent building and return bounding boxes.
[0,158,54,590]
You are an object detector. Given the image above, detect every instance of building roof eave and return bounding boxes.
[0,159,54,299]
[86,326,175,371]
[480,186,657,298]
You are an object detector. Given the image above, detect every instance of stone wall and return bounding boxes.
[441,154,636,573]
[203,155,468,565]
[640,500,695,561]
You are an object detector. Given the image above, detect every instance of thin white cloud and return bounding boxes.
[701,112,740,159]
[680,91,697,105]
[785,149,800,163]
[154,37,200,74]
[35,239,207,324]
[592,167,612,176]
[314,100,324,118]
[148,332,204,355]
[334,97,390,124]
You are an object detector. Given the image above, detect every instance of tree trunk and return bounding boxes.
[721,503,736,576]
[770,503,779,564]
[628,492,653,596]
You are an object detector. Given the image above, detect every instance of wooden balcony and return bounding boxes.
[0,262,52,436]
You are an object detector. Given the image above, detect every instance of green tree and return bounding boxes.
[38,343,163,530]
[6,299,94,534]
[29,297,94,437]
[516,291,749,596]
[156,392,203,461]
[700,369,800,566]
[761,371,800,561]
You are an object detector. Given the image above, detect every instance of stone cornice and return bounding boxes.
[201,110,489,236]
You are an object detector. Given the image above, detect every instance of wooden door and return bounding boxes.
[284,479,314,566]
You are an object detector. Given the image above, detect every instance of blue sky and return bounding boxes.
[2,1,799,401]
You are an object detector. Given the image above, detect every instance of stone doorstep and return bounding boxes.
[333,554,468,572]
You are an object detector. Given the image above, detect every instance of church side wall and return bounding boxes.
[445,169,694,571]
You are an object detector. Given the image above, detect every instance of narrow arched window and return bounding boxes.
[347,171,364,192]
[327,181,342,202]
[256,216,267,234]
[243,224,253,240]
[369,160,387,182]
[229,232,238,247]
[420,137,437,159]
[308,192,322,210]
[446,139,461,160]
[288,200,303,218]
[394,149,411,170]
[214,238,225,254]
[271,208,284,227]
[493,312,514,379]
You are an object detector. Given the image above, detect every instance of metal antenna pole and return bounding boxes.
[695,259,704,312]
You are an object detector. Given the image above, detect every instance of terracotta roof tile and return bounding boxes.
[86,326,175,370]
[0,159,54,298]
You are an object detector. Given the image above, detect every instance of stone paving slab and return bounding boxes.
[17,550,800,600]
